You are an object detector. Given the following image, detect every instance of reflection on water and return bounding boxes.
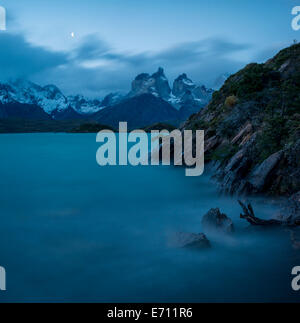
[0,133,299,302]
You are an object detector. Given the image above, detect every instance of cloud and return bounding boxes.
[0,32,253,97]
[73,34,109,61]
[55,35,251,95]
[0,32,68,80]
[254,41,291,63]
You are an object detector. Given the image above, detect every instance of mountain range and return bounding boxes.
[0,68,214,130]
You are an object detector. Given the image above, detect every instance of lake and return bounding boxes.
[0,133,299,302]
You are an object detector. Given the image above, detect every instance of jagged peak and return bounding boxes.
[175,73,188,81]
[43,84,62,93]
[152,67,165,78]
[135,73,150,81]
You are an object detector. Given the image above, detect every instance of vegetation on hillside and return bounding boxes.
[184,43,300,196]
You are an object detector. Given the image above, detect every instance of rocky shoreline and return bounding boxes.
[176,197,300,251]
[175,44,300,249]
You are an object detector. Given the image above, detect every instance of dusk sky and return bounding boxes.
[1,0,299,97]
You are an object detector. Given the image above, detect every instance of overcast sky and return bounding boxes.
[0,0,299,97]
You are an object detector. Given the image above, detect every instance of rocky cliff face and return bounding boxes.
[170,74,213,118]
[128,67,171,99]
[183,43,300,197]
[172,73,195,97]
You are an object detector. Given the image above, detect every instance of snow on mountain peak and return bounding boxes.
[0,79,108,116]
[0,79,69,114]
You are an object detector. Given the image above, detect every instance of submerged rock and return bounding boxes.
[173,232,211,249]
[202,208,234,234]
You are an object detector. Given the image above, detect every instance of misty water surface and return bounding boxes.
[0,133,299,302]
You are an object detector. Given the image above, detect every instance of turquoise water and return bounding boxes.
[0,133,299,302]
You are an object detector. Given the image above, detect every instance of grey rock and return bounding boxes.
[174,232,211,249]
[129,67,171,100]
[277,191,300,225]
[202,208,234,234]
[231,123,252,145]
[172,73,195,97]
[224,148,245,173]
[218,134,257,194]
[205,136,220,153]
[249,150,283,191]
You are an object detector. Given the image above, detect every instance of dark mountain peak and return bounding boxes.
[93,93,180,129]
[130,68,171,99]
[101,92,124,107]
[43,84,62,94]
[135,73,150,81]
[172,73,195,97]
[175,73,188,81]
[51,106,84,121]
[152,67,165,78]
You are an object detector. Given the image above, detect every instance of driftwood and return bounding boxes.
[238,200,282,226]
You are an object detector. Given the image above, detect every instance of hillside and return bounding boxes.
[93,93,181,129]
[0,102,51,120]
[183,43,300,197]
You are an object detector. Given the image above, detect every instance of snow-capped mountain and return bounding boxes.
[101,92,124,108]
[0,80,69,114]
[67,95,103,114]
[68,92,125,114]
[0,79,108,118]
[169,73,214,112]
[172,73,196,97]
[127,68,213,111]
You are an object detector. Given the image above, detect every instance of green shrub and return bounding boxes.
[210,144,239,163]
[256,115,288,162]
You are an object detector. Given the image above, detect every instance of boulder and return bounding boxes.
[202,208,234,234]
[231,122,252,145]
[277,191,300,225]
[173,232,211,249]
[249,150,283,191]
[205,135,220,153]
[217,133,258,195]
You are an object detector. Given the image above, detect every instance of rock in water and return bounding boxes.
[202,208,234,234]
[173,232,211,249]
